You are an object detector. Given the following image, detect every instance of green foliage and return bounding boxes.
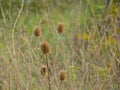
[69,65,77,81]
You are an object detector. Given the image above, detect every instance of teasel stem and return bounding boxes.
[9,59,11,90]
[60,80,63,88]
[58,81,63,90]
[46,54,51,90]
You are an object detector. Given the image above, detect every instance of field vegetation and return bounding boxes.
[0,0,120,90]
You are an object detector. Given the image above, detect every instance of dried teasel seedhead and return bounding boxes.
[34,26,41,37]
[40,41,51,55]
[59,70,67,81]
[57,23,64,34]
[41,65,48,76]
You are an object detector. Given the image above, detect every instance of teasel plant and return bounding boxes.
[41,41,51,90]
[53,23,65,86]
[58,70,67,90]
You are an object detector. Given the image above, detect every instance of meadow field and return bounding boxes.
[0,0,120,90]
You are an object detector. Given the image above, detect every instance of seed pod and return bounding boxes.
[59,70,67,81]
[41,65,48,76]
[40,41,51,55]
[34,26,41,37]
[57,23,64,34]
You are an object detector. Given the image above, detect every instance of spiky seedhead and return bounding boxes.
[57,23,64,34]
[41,65,48,76]
[34,26,41,37]
[40,41,51,55]
[59,70,67,81]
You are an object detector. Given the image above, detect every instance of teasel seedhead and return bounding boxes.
[34,26,41,37]
[59,70,67,81]
[40,41,51,55]
[41,65,48,76]
[57,23,64,34]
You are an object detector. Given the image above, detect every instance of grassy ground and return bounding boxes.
[0,0,120,90]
